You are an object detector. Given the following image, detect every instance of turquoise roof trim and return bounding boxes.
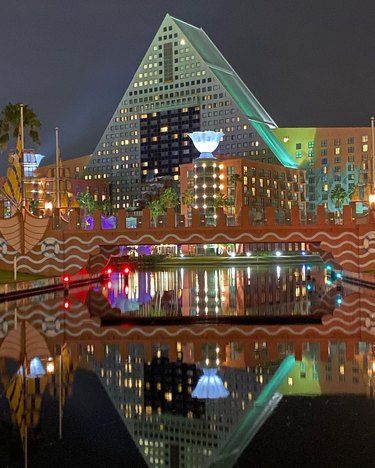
[170,15,297,168]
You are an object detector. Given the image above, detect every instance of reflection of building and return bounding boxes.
[144,351,203,417]
[92,341,269,468]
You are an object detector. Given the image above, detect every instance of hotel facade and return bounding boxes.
[85,14,373,215]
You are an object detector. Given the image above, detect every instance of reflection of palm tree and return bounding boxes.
[0,102,41,150]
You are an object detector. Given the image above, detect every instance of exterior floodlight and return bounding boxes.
[275,251,282,257]
[188,131,224,158]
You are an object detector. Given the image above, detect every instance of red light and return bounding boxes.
[124,267,130,274]
[63,275,70,283]
[64,300,70,310]
[125,285,129,296]
[107,280,112,289]
[106,268,112,275]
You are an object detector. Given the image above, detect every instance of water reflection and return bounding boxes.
[0,263,375,466]
[93,263,334,319]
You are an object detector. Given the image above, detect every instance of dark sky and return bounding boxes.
[1,0,374,166]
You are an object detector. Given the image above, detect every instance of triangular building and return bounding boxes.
[87,14,295,208]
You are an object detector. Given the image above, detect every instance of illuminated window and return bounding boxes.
[160,126,168,132]
[335,147,341,155]
[362,135,368,143]
[363,144,368,152]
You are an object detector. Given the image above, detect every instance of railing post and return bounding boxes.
[240,206,249,226]
[291,205,300,225]
[117,208,126,228]
[215,207,225,227]
[142,208,151,229]
[265,206,275,226]
[166,208,176,228]
[342,205,352,225]
[192,208,200,228]
[317,205,326,224]
[67,209,78,231]
[93,209,101,230]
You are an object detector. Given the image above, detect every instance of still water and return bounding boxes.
[1,262,375,468]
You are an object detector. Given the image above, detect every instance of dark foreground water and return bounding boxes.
[1,263,375,467]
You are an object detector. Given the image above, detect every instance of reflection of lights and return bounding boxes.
[276,265,281,279]
[46,358,55,374]
[29,358,46,377]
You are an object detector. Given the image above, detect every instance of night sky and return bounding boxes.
[1,0,374,167]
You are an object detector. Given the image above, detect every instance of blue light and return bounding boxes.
[307,283,312,291]
[336,295,342,305]
[192,368,229,399]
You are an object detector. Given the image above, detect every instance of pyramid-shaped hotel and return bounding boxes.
[86,14,372,214]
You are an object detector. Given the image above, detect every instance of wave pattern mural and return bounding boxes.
[0,208,374,275]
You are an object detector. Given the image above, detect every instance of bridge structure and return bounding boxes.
[0,204,374,276]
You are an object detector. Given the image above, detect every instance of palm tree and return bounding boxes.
[159,187,180,210]
[213,191,228,209]
[76,191,97,216]
[181,189,194,209]
[0,103,41,150]
[147,199,164,223]
[229,172,242,221]
[99,198,113,216]
[330,184,347,220]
